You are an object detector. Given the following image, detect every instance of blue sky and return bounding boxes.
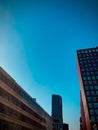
[0,0,98,129]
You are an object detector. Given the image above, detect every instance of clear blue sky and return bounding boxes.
[0,0,98,130]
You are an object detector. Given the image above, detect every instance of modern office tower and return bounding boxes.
[0,67,53,130]
[52,94,63,130]
[63,123,69,130]
[77,47,98,130]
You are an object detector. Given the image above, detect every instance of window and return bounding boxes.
[95,86,98,90]
[85,86,89,90]
[91,91,95,95]
[95,110,98,115]
[86,91,90,96]
[90,68,93,71]
[92,49,95,52]
[91,72,94,75]
[91,116,96,121]
[90,109,94,115]
[89,50,91,53]
[83,77,87,80]
[86,72,90,75]
[84,81,88,85]
[90,86,94,90]
[85,50,88,53]
[87,76,91,80]
[92,76,95,80]
[96,91,98,95]
[95,71,98,75]
[88,103,93,108]
[96,76,98,79]
[87,97,91,102]
[85,68,89,71]
[82,51,84,53]
[92,97,96,102]
[96,116,98,120]
[81,69,84,72]
[94,103,98,108]
[93,81,97,84]
[88,81,92,85]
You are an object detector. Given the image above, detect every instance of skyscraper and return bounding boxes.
[52,94,63,130]
[77,47,98,130]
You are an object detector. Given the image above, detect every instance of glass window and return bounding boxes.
[90,68,93,71]
[82,72,86,76]
[87,76,91,80]
[82,51,84,53]
[95,86,98,90]
[96,116,98,121]
[89,50,91,52]
[86,91,90,96]
[85,68,89,71]
[85,50,88,53]
[81,69,84,72]
[95,110,98,115]
[91,91,95,95]
[96,76,98,79]
[90,86,94,90]
[85,64,88,67]
[92,97,96,102]
[83,77,87,80]
[88,64,92,67]
[84,81,88,85]
[96,48,98,52]
[94,103,98,108]
[96,91,98,95]
[92,49,95,52]
[91,116,96,121]
[86,72,90,75]
[94,67,97,70]
[91,72,94,75]
[93,81,97,84]
[88,81,92,85]
[90,109,94,115]
[92,76,95,80]
[87,97,91,102]
[85,86,89,90]
[88,103,93,108]
[95,71,98,75]
[93,64,96,66]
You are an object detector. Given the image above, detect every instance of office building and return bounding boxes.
[52,94,63,130]
[77,47,98,130]
[0,67,53,130]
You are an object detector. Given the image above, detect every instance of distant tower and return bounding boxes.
[52,94,63,130]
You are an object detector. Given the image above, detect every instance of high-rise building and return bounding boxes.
[63,123,69,130]
[77,47,98,130]
[52,94,63,130]
[0,67,53,130]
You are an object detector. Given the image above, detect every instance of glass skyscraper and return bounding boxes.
[52,94,63,130]
[77,47,98,130]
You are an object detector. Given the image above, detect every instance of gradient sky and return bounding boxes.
[0,0,98,130]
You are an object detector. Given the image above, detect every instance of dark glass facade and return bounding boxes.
[77,47,98,130]
[63,123,69,130]
[0,67,53,130]
[52,94,63,130]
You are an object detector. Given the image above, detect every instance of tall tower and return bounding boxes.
[52,94,63,130]
[77,47,98,130]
